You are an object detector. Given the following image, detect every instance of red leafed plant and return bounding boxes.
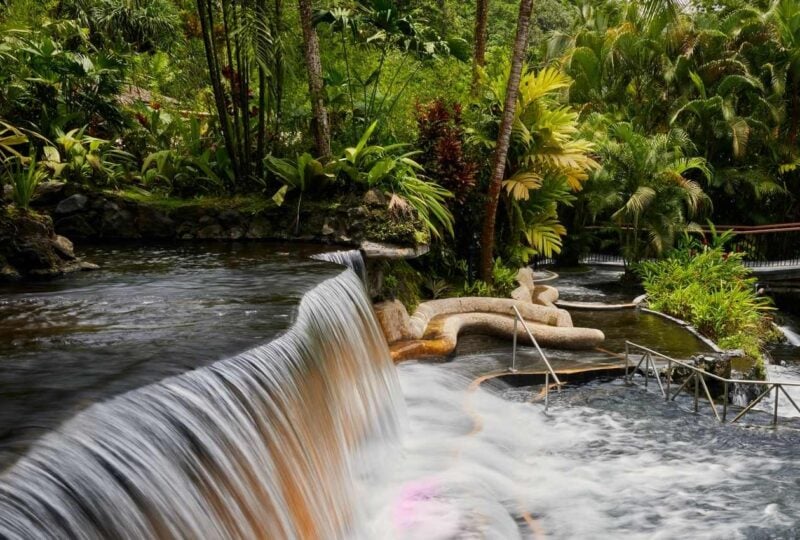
[415,99,477,204]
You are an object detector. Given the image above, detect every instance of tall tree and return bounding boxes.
[479,0,533,280]
[298,0,331,159]
[472,0,489,88]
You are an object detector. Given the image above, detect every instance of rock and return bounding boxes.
[246,217,272,239]
[516,267,536,290]
[33,181,67,206]
[136,206,175,239]
[196,224,224,239]
[511,285,533,303]
[374,300,412,344]
[360,240,430,259]
[0,264,20,281]
[322,222,335,236]
[51,235,75,260]
[531,285,559,307]
[55,214,97,238]
[0,209,96,279]
[363,189,386,207]
[55,194,89,215]
[218,209,242,226]
[101,202,138,238]
[227,227,244,240]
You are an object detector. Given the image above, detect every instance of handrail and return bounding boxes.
[510,306,562,413]
[625,340,800,427]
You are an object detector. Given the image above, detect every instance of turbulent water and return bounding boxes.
[0,261,402,538]
[2,256,799,538]
[369,361,800,539]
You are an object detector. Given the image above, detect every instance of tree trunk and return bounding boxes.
[298,0,332,159]
[472,0,489,89]
[479,0,533,281]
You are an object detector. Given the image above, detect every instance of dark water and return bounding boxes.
[0,242,342,467]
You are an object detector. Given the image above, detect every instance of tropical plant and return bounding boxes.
[195,0,289,185]
[314,0,451,141]
[479,0,534,281]
[637,244,775,377]
[414,100,476,204]
[46,127,135,187]
[475,65,599,267]
[339,121,454,238]
[2,154,47,209]
[596,122,711,264]
[0,24,125,138]
[265,152,335,233]
[59,0,181,52]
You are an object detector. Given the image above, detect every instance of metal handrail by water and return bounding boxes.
[625,341,800,427]
[511,306,562,410]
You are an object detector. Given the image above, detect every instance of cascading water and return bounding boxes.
[312,250,367,283]
[0,269,402,539]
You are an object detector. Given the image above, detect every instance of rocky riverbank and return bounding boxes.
[31,184,429,246]
[0,206,98,280]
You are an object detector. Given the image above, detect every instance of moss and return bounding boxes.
[110,189,277,214]
[379,260,423,312]
[363,211,429,246]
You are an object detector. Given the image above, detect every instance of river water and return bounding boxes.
[1,250,799,538]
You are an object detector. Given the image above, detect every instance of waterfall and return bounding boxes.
[0,269,402,539]
[312,250,366,283]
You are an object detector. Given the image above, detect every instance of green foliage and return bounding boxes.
[2,154,47,209]
[339,121,454,238]
[380,259,423,311]
[472,64,598,261]
[461,259,518,297]
[45,127,135,187]
[0,23,126,138]
[637,244,775,377]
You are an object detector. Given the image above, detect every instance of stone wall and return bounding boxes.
[31,185,428,246]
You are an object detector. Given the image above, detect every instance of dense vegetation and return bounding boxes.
[1,0,798,293]
[637,231,777,377]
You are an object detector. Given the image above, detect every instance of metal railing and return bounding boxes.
[511,306,562,410]
[625,341,800,427]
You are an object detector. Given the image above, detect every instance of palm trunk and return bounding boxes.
[472,0,490,90]
[791,75,799,146]
[298,0,332,159]
[479,0,533,281]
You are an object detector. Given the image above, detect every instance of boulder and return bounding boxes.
[0,209,97,280]
[101,202,138,238]
[516,267,536,290]
[511,285,533,303]
[55,194,89,215]
[374,300,412,344]
[136,206,175,239]
[55,214,97,238]
[51,235,75,260]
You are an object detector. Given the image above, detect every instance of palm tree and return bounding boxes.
[479,0,534,281]
[472,0,489,88]
[298,0,331,159]
[599,123,711,264]
[766,0,800,144]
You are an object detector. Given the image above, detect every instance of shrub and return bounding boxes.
[637,246,775,377]
[2,154,46,209]
[414,99,476,204]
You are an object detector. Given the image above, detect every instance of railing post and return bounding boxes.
[666,359,671,402]
[624,342,630,383]
[722,381,728,422]
[511,316,518,373]
[694,373,700,413]
[545,372,550,411]
[774,384,779,428]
